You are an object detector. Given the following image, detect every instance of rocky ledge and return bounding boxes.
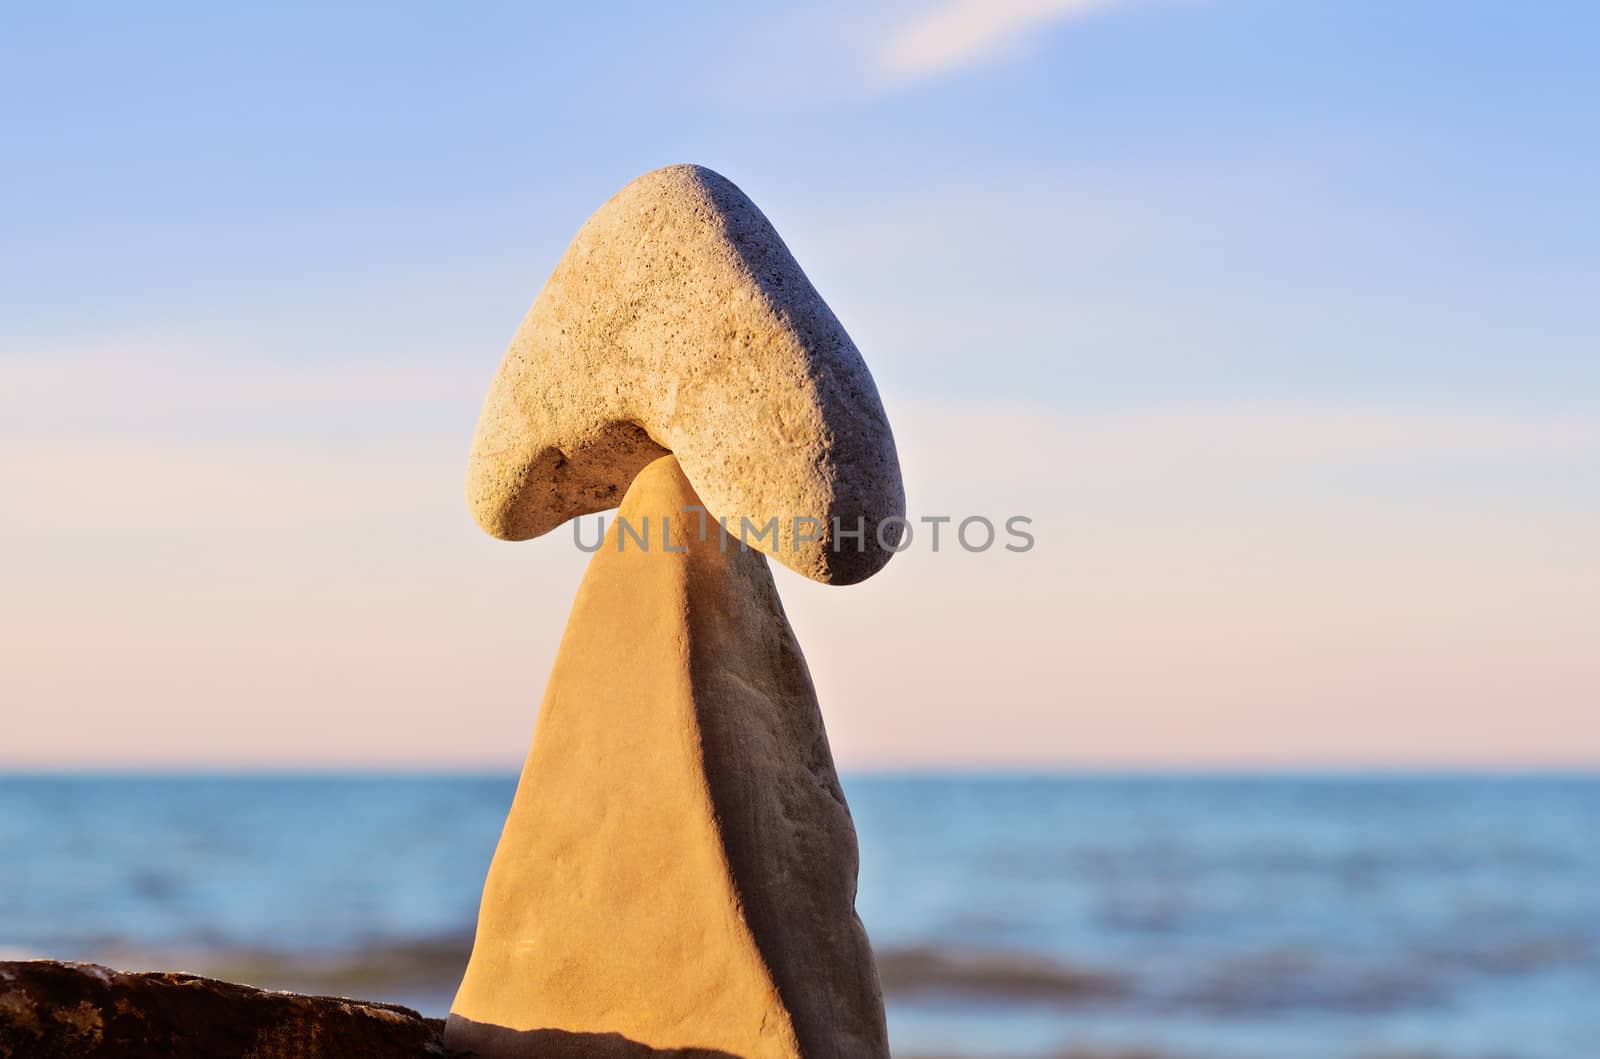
[0,960,448,1058]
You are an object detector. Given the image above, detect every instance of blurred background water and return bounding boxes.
[1,774,1596,1059]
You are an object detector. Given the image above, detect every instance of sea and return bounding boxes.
[1,774,1596,1059]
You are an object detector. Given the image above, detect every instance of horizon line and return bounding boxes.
[4,764,1598,780]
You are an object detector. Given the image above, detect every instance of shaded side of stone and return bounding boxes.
[682,484,889,1058]
[0,960,446,1059]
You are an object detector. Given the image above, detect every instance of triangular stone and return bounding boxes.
[446,456,889,1059]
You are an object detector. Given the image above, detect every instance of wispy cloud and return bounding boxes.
[876,0,1132,85]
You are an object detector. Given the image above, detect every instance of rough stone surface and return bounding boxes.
[448,455,889,1059]
[466,164,905,586]
[0,960,447,1058]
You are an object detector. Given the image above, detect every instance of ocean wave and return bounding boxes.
[64,934,475,1000]
[1164,948,1445,1016]
[874,944,1129,1004]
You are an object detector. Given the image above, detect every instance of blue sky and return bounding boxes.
[6,0,1596,405]
[2,1,1597,767]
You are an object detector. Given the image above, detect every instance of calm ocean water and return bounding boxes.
[1,774,1596,1059]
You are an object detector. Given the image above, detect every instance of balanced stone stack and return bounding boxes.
[448,165,904,1059]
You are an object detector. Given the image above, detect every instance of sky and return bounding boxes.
[1,0,1596,769]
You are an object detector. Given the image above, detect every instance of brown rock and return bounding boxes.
[447,455,889,1058]
[0,960,446,1058]
[466,164,905,586]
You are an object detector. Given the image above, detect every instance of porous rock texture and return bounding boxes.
[0,960,447,1058]
[466,164,904,586]
[447,455,889,1059]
